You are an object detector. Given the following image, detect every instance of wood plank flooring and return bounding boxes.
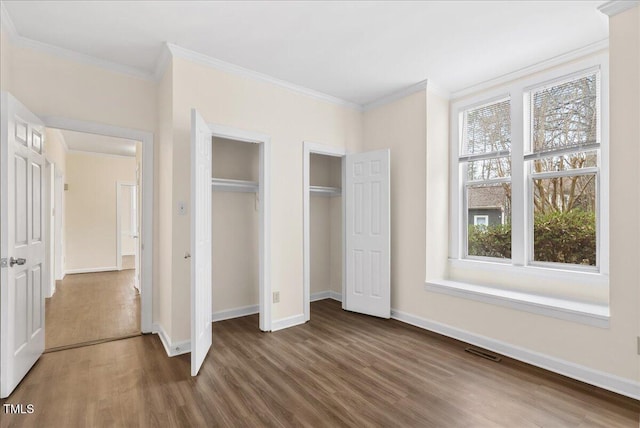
[2,299,638,427]
[45,270,140,350]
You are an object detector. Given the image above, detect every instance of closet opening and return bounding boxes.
[211,135,268,330]
[303,142,346,321]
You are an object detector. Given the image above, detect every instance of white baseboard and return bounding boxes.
[391,308,640,401]
[311,291,330,301]
[65,266,118,275]
[212,305,259,322]
[271,313,305,332]
[122,252,136,256]
[152,323,190,357]
[311,290,343,302]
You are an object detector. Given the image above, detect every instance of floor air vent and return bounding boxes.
[465,347,502,362]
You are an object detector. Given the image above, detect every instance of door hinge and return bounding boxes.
[0,258,7,268]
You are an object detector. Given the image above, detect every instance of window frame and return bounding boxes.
[449,52,609,278]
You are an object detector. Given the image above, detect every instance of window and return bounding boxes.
[459,99,512,259]
[451,60,607,274]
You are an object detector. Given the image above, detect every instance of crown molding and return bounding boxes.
[67,148,135,159]
[166,43,362,111]
[597,0,639,16]
[426,80,451,100]
[12,35,155,81]
[154,44,172,81]
[0,2,17,37]
[363,80,429,112]
[451,38,609,100]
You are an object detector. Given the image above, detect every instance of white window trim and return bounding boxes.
[447,52,609,306]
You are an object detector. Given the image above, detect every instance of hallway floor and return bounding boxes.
[45,269,140,350]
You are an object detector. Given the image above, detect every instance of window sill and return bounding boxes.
[424,279,610,328]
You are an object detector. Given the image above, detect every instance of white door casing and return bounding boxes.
[345,149,391,318]
[191,109,213,376]
[1,93,46,398]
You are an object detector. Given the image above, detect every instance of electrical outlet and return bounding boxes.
[273,291,280,303]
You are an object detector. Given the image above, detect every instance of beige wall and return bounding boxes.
[44,128,67,177]
[364,90,428,313]
[65,152,135,271]
[169,56,363,341]
[1,31,10,92]
[156,63,173,335]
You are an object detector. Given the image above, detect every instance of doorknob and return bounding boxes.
[9,257,26,267]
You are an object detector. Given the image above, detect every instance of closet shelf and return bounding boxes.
[310,185,342,197]
[212,177,259,193]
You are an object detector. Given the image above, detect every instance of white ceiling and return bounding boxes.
[59,129,137,157]
[2,1,608,105]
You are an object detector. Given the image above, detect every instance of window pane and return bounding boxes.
[533,74,597,153]
[533,150,597,173]
[468,156,511,181]
[533,175,596,266]
[463,100,511,155]
[467,183,511,259]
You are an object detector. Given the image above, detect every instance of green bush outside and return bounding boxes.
[468,210,596,265]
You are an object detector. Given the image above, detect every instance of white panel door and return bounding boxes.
[190,109,212,376]
[345,149,390,318]
[1,93,46,398]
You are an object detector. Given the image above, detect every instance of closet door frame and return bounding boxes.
[303,141,346,321]
[210,124,272,332]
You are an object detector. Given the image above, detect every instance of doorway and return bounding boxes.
[209,125,271,332]
[43,128,141,350]
[303,142,346,321]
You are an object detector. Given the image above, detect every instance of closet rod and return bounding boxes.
[212,177,259,193]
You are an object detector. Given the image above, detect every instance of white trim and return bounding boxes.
[390,309,640,400]
[270,314,306,332]
[153,323,191,357]
[65,266,119,274]
[310,291,331,302]
[427,80,451,100]
[425,279,609,328]
[311,291,343,302]
[66,149,135,159]
[42,116,154,334]
[451,39,609,100]
[212,305,259,322]
[209,124,272,332]
[598,0,639,16]
[153,44,172,81]
[363,80,429,111]
[0,3,18,39]
[167,43,361,111]
[303,141,347,322]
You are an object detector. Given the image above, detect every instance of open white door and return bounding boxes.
[345,149,390,318]
[190,109,212,376]
[1,93,46,398]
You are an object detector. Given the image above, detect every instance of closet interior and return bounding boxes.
[309,153,343,312]
[211,136,260,325]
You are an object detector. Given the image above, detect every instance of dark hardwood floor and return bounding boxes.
[2,299,637,427]
[45,269,140,350]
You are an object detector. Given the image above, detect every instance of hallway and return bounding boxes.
[45,268,140,350]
